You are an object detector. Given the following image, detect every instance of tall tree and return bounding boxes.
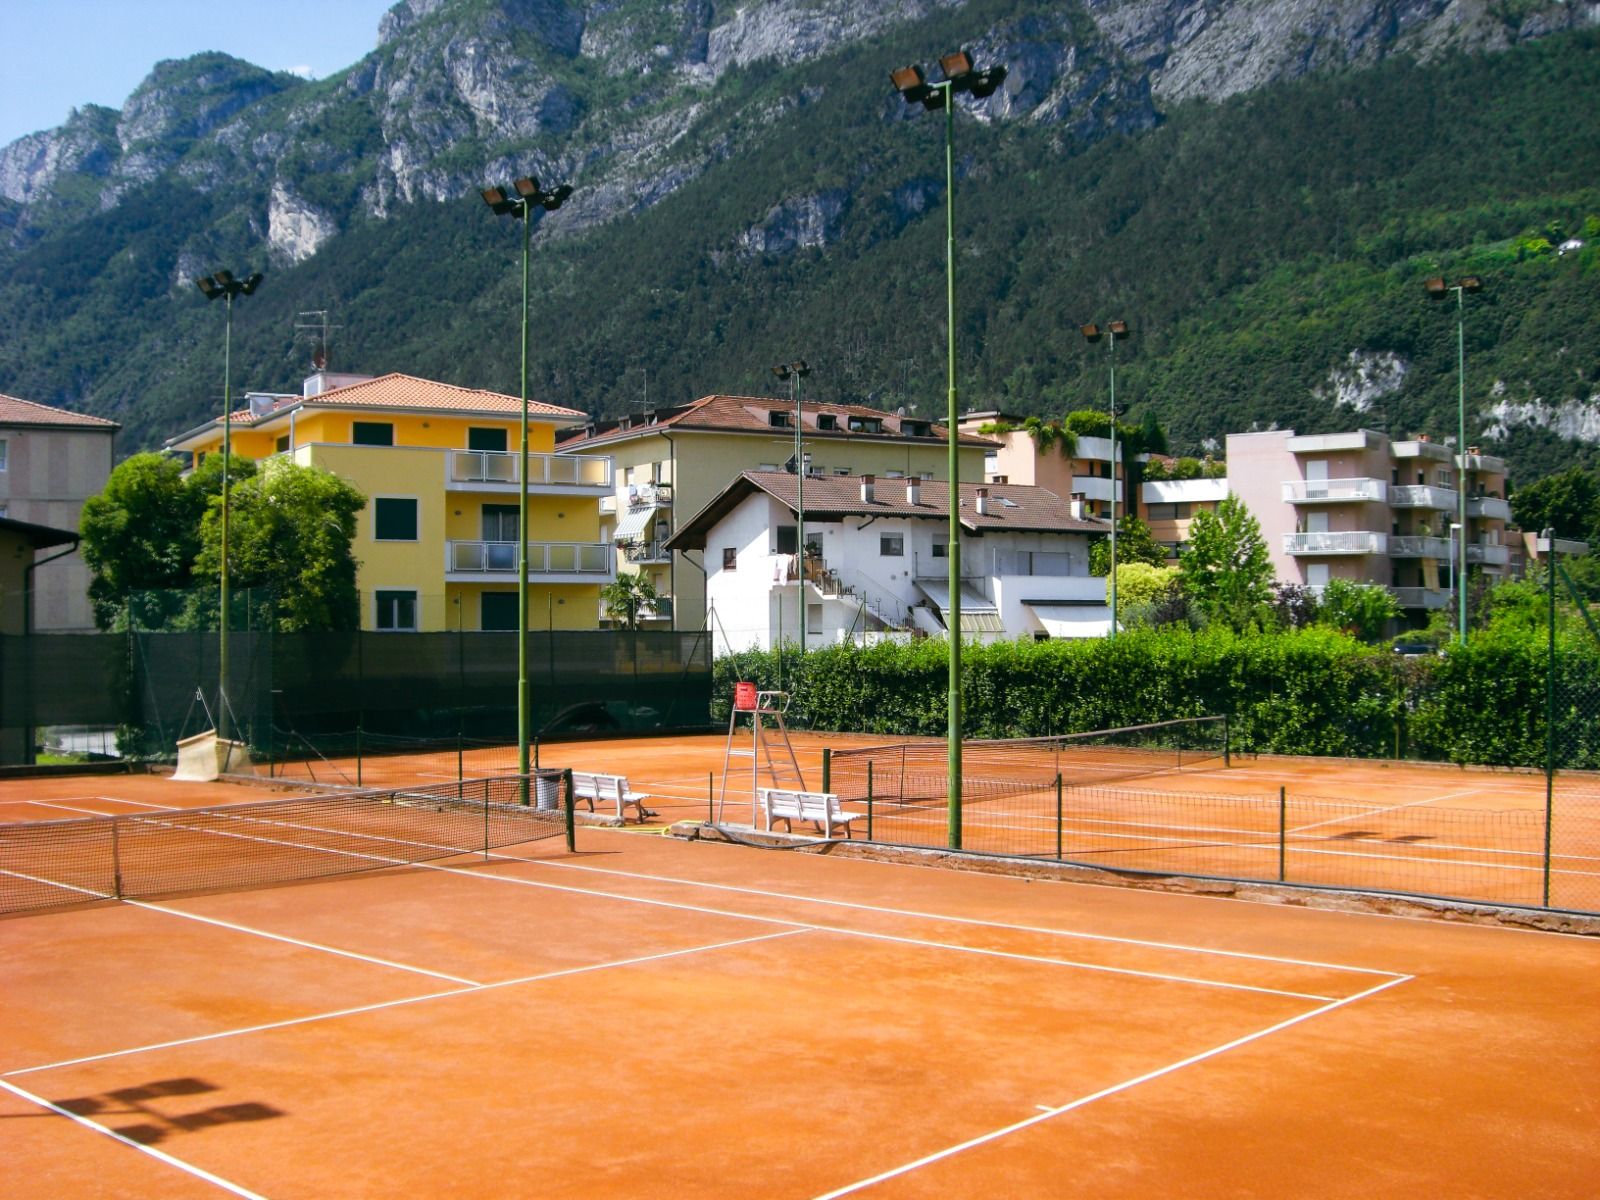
[1511,466,1599,542]
[1089,514,1168,575]
[1179,494,1274,631]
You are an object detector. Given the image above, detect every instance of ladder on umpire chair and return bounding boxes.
[717,684,808,826]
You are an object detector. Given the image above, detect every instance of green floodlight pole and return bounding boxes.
[892,50,1007,851]
[194,269,263,742]
[1427,274,1483,646]
[772,359,812,654]
[481,177,574,801]
[1082,321,1129,637]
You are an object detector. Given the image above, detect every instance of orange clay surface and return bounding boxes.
[3,821,1598,1198]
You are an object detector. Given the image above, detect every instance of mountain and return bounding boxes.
[1,0,1597,483]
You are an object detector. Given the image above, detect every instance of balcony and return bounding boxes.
[1283,531,1386,556]
[621,539,673,564]
[1281,478,1386,504]
[1467,496,1512,522]
[1389,536,1451,559]
[446,540,615,583]
[448,450,613,494]
[598,495,617,515]
[1391,439,1453,462]
[1466,543,1510,566]
[1458,452,1506,475]
[1388,485,1458,511]
[1391,586,1451,610]
[1071,476,1121,504]
[624,481,672,508]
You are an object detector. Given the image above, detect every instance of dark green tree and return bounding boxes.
[1316,578,1402,643]
[1090,515,1168,575]
[1179,494,1275,631]
[1511,466,1599,541]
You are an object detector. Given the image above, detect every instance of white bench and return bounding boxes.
[760,787,861,839]
[570,770,656,824]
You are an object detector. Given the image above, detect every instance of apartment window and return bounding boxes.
[0,438,7,471]
[1147,503,1176,521]
[816,414,838,431]
[468,427,508,452]
[769,411,790,428]
[375,590,417,631]
[880,535,904,557]
[353,421,395,446]
[776,525,798,554]
[902,420,931,437]
[1391,468,1400,484]
[482,504,519,542]
[848,416,882,433]
[722,547,738,571]
[374,497,418,541]
[481,591,518,631]
[275,435,290,453]
[931,541,947,558]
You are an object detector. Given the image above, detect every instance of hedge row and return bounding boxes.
[714,627,1600,768]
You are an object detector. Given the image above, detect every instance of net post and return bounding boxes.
[356,722,363,787]
[1055,773,1063,860]
[482,779,490,862]
[110,813,123,900]
[1278,787,1287,882]
[821,746,831,795]
[458,710,464,785]
[866,760,874,842]
[563,767,576,853]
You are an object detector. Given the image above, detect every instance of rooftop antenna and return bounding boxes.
[295,309,342,371]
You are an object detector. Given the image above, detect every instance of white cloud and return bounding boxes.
[284,65,316,79]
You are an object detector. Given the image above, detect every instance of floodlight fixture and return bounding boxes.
[939,51,975,79]
[1425,276,1448,299]
[1081,323,1100,341]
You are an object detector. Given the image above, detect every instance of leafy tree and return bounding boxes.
[1179,494,1274,631]
[1315,578,1402,642]
[1090,515,1168,575]
[191,459,365,631]
[1271,583,1321,629]
[1112,562,1180,624]
[601,572,660,630]
[1511,466,1599,541]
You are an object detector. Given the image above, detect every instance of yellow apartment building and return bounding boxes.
[165,372,614,631]
[557,394,993,631]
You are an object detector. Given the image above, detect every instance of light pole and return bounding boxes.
[194,269,263,742]
[772,359,812,655]
[892,48,1006,851]
[1426,274,1482,646]
[480,176,574,798]
[1082,321,1129,637]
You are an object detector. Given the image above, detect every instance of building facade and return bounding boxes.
[559,395,994,632]
[166,372,614,631]
[0,394,118,631]
[957,411,1128,520]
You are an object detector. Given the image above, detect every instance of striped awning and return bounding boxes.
[611,506,657,542]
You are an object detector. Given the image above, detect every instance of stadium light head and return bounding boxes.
[1424,276,1448,299]
[512,177,541,198]
[239,272,264,296]
[1108,320,1130,337]
[771,363,792,380]
[1080,323,1101,342]
[195,275,224,301]
[1460,276,1483,293]
[791,359,811,377]
[939,51,975,80]
[541,183,574,211]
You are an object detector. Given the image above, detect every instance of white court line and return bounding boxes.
[812,973,1413,1199]
[5,929,804,1079]
[1288,788,1484,834]
[0,1077,268,1200]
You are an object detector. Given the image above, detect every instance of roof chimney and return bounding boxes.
[861,474,875,503]
[906,478,921,505]
[975,487,990,517]
[1070,498,1085,520]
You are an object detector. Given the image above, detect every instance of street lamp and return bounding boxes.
[1426,274,1483,645]
[772,359,812,654]
[480,175,574,799]
[891,47,1006,852]
[194,268,263,742]
[1082,321,1130,638]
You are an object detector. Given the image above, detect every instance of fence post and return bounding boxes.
[821,747,831,795]
[1278,787,1287,883]
[866,760,874,842]
[708,771,714,825]
[1223,714,1231,768]
[1055,773,1063,861]
[563,768,576,853]
[1545,536,1556,908]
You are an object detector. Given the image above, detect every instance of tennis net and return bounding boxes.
[828,716,1230,806]
[0,773,571,917]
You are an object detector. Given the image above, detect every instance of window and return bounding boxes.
[0,438,7,471]
[880,534,904,557]
[275,435,290,453]
[776,525,798,554]
[768,411,790,428]
[722,548,738,571]
[931,541,947,558]
[902,420,931,437]
[816,414,838,432]
[481,591,518,631]
[1147,503,1176,521]
[481,504,518,542]
[848,416,882,433]
[353,421,394,446]
[375,590,417,631]
[468,427,508,452]
[374,498,418,541]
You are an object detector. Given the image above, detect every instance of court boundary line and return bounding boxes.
[0,1076,268,1200]
[812,972,1413,1199]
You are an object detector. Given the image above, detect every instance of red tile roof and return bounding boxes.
[0,393,119,430]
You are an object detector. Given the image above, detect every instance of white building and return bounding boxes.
[666,472,1113,654]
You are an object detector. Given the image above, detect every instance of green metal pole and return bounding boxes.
[821,746,831,794]
[1544,531,1556,907]
[795,371,805,656]
[867,759,874,842]
[563,768,576,853]
[219,292,232,742]
[1108,333,1118,640]
[1055,773,1063,860]
[1457,285,1468,647]
[943,80,963,851]
[518,199,532,805]
[1278,786,1287,882]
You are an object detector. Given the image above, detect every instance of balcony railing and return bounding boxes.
[447,540,614,576]
[1467,496,1512,521]
[621,539,672,564]
[1388,536,1451,559]
[1391,586,1451,610]
[1466,543,1510,566]
[449,450,612,490]
[624,482,672,508]
[1281,478,1386,504]
[1283,531,1386,555]
[1388,485,1458,511]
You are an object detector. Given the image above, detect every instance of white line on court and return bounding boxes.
[0,1077,269,1200]
[1288,788,1485,834]
[811,973,1414,1199]
[4,929,805,1079]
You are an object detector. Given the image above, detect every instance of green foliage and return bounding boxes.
[1178,494,1275,631]
[1511,466,1599,541]
[601,573,660,630]
[1112,562,1179,624]
[1089,515,1167,575]
[1143,455,1224,481]
[1315,578,1402,642]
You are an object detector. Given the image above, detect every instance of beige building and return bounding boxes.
[957,411,1128,519]
[0,394,118,631]
[559,395,994,630]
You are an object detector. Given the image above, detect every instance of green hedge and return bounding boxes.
[713,627,1600,767]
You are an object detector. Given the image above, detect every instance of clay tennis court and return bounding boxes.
[4,808,1599,1198]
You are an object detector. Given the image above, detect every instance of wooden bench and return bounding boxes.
[570,770,656,824]
[760,787,861,839]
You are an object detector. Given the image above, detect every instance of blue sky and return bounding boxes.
[0,1,397,147]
